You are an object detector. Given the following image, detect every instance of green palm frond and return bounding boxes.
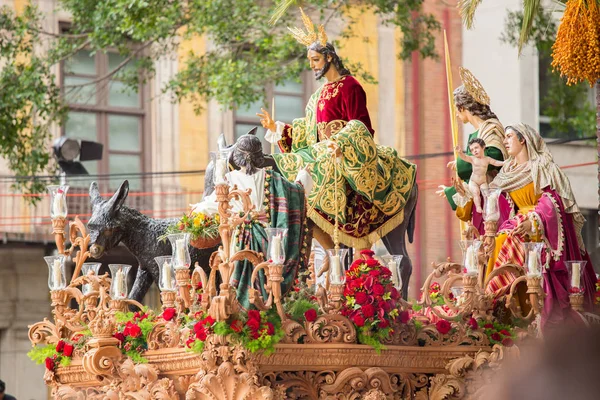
[458,0,484,30]
[270,0,301,26]
[518,0,542,54]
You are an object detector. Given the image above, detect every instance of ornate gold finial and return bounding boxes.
[459,67,490,106]
[288,8,328,48]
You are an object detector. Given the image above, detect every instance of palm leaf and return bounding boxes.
[458,0,484,30]
[518,0,542,54]
[270,0,301,26]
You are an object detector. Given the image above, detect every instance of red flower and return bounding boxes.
[363,276,375,291]
[63,343,74,357]
[500,329,511,336]
[193,321,205,335]
[399,311,410,324]
[45,357,55,371]
[247,318,261,332]
[353,314,365,327]
[361,304,375,318]
[430,282,441,293]
[162,308,177,321]
[381,300,392,312]
[113,332,125,343]
[248,310,261,322]
[360,249,375,258]
[366,258,378,267]
[294,287,300,292]
[56,340,65,353]
[230,320,243,333]
[435,320,452,334]
[484,323,494,329]
[196,327,207,341]
[133,312,148,321]
[369,269,381,277]
[355,292,368,305]
[378,320,390,329]
[502,338,514,347]
[195,281,203,291]
[304,309,317,322]
[123,322,142,338]
[467,318,478,330]
[390,287,400,300]
[265,322,275,335]
[179,224,185,230]
[372,284,385,296]
[491,333,502,341]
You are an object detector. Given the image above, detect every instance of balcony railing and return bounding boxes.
[0,173,206,243]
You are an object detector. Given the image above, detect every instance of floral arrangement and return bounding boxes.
[162,211,220,241]
[113,310,157,363]
[341,250,404,351]
[184,309,285,355]
[28,330,92,372]
[467,318,516,347]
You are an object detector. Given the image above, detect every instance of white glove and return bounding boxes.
[265,121,286,143]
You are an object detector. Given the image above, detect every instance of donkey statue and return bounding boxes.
[204,133,418,299]
[87,180,216,302]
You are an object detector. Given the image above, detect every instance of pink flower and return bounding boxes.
[435,320,452,334]
[304,309,317,322]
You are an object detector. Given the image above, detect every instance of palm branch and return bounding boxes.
[270,0,301,25]
[457,0,484,30]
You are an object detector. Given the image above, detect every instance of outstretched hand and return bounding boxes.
[436,185,448,198]
[257,108,276,132]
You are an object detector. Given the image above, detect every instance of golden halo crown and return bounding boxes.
[288,8,328,48]
[459,67,490,106]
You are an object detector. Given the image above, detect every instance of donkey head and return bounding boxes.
[88,180,130,259]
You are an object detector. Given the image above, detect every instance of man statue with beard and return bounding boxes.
[257,8,416,251]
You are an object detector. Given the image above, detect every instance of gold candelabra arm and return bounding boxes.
[52,218,67,255]
[175,268,192,309]
[69,217,91,282]
[417,260,463,307]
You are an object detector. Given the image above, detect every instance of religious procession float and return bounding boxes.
[26,7,600,400]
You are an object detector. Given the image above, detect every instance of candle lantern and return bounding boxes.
[566,260,587,293]
[155,256,176,292]
[326,248,349,285]
[382,255,404,289]
[167,233,191,270]
[482,188,501,222]
[523,242,545,277]
[265,228,288,265]
[459,240,481,276]
[47,185,69,219]
[81,262,101,295]
[109,264,131,299]
[44,255,67,290]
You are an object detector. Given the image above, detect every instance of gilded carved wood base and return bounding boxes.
[47,340,509,400]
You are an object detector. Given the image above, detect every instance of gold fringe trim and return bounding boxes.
[307,206,406,249]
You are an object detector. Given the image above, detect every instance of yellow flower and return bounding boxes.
[193,217,201,227]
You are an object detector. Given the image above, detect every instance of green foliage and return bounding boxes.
[287,298,318,321]
[1,0,440,193]
[188,339,205,354]
[501,8,596,139]
[27,344,58,364]
[358,330,386,354]
[125,350,148,364]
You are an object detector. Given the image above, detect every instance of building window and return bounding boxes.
[62,49,146,191]
[538,48,597,139]
[233,75,308,151]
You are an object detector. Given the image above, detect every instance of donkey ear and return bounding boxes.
[89,182,102,205]
[105,180,129,216]
[217,133,227,151]
[247,126,258,136]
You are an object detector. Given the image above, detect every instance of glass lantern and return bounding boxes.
[167,233,191,270]
[327,248,349,285]
[44,255,67,291]
[155,256,176,292]
[47,185,69,219]
[265,228,288,264]
[382,255,404,289]
[523,242,545,277]
[459,240,481,276]
[481,187,502,222]
[109,264,131,299]
[312,244,328,293]
[566,260,587,293]
[81,262,101,295]
[214,150,231,185]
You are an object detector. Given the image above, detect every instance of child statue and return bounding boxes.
[455,138,505,213]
